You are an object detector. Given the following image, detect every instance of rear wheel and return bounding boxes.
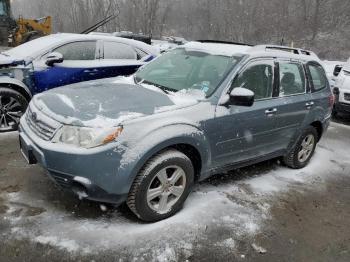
[0,88,28,132]
[283,126,318,169]
[127,150,194,222]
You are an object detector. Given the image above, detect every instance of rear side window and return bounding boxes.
[103,42,137,60]
[279,62,305,96]
[54,41,96,60]
[308,64,328,92]
[232,63,274,100]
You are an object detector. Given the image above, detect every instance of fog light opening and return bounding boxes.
[72,182,88,200]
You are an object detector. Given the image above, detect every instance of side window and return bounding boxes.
[308,64,328,92]
[104,42,137,60]
[279,62,306,96]
[232,62,274,100]
[54,41,96,60]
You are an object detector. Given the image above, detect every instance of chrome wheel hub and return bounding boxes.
[147,165,187,214]
[298,134,315,163]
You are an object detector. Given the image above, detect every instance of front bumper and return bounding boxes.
[18,121,130,205]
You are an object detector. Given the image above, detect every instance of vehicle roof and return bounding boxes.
[182,41,321,63]
[49,33,159,54]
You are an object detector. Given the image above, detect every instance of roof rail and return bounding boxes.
[196,40,253,47]
[262,45,313,56]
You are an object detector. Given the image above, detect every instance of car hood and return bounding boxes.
[0,53,27,67]
[32,77,202,127]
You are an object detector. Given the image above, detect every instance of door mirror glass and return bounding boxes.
[228,87,255,107]
[333,65,343,77]
[45,52,64,66]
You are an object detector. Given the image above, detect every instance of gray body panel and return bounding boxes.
[19,47,333,204]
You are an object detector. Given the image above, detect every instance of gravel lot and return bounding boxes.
[0,118,350,262]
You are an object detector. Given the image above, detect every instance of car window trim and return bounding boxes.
[306,61,329,93]
[223,57,276,102]
[40,40,98,61]
[276,59,307,98]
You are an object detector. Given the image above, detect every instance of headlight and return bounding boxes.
[52,125,123,149]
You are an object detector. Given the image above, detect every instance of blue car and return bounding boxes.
[0,33,159,132]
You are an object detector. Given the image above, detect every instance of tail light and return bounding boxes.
[329,94,335,107]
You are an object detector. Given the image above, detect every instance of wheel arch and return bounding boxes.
[123,129,211,191]
[310,120,323,141]
[0,77,32,102]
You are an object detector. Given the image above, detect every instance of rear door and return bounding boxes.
[33,41,99,92]
[97,41,146,78]
[273,59,312,149]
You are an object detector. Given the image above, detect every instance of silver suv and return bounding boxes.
[19,41,333,222]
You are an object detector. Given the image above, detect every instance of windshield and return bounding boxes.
[135,48,242,96]
[0,1,7,16]
[3,35,60,58]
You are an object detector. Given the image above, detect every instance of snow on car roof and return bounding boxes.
[4,33,159,61]
[183,41,252,56]
[182,41,321,62]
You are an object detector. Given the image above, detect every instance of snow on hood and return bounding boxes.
[33,77,202,127]
[0,53,26,67]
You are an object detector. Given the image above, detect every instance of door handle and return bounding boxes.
[305,102,315,108]
[265,108,278,115]
[83,69,99,73]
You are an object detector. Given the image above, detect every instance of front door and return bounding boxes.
[32,41,100,93]
[210,59,282,168]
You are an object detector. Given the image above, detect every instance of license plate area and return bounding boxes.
[344,93,350,101]
[19,136,37,165]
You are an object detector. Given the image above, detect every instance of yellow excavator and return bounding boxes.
[0,0,52,46]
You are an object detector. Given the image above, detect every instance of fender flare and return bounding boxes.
[115,124,211,194]
[0,76,32,100]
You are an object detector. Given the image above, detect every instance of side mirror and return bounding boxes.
[227,87,255,107]
[45,52,64,67]
[333,65,343,77]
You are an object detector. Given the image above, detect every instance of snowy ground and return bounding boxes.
[0,119,350,261]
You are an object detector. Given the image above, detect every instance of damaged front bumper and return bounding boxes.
[18,119,131,205]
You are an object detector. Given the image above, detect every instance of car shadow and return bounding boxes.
[332,114,350,126]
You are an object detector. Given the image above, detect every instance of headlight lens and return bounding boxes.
[52,125,123,148]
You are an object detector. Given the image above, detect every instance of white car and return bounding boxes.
[333,58,350,116]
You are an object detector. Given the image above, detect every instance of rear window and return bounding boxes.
[103,42,137,60]
[308,64,328,92]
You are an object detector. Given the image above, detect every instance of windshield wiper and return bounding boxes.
[134,76,171,94]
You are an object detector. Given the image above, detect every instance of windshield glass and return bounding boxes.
[135,48,242,96]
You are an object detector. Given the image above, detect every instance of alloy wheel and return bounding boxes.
[298,134,315,163]
[0,95,24,132]
[147,165,187,214]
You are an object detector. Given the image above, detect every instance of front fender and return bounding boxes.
[0,76,32,98]
[114,124,211,194]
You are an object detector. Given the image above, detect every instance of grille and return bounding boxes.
[344,93,350,101]
[25,106,58,141]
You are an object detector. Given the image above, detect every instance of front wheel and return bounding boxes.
[127,150,194,222]
[0,88,28,133]
[283,126,318,169]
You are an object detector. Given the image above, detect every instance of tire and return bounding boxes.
[283,126,318,169]
[0,87,29,133]
[127,150,194,222]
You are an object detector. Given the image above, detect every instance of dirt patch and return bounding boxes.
[1,185,21,193]
[248,174,350,262]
